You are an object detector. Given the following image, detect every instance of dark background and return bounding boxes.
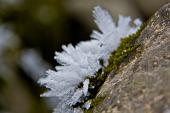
[0,0,169,113]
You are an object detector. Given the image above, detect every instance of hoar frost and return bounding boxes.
[19,49,50,81]
[38,6,142,113]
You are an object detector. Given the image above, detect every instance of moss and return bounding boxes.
[84,23,146,110]
[105,23,146,74]
[104,34,139,73]
[74,23,147,111]
[89,23,145,94]
[84,97,105,113]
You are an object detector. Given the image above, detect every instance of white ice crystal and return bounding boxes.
[91,6,141,65]
[83,100,91,110]
[19,49,61,109]
[83,79,89,97]
[19,49,50,81]
[38,6,142,113]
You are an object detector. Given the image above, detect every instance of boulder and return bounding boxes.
[92,2,170,113]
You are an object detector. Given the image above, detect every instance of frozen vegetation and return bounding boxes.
[38,6,142,113]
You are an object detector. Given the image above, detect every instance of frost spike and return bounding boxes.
[92,6,116,34]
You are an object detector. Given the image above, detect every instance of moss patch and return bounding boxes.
[104,28,142,73]
[84,23,146,112]
[84,97,105,113]
[89,23,145,96]
[72,23,146,111]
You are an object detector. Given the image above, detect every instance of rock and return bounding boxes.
[92,2,170,113]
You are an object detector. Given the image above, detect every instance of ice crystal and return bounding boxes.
[38,6,142,113]
[83,79,89,97]
[19,49,50,81]
[83,100,91,110]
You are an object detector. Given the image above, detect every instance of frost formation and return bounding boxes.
[38,6,142,113]
[19,49,50,81]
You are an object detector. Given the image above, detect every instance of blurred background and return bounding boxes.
[0,0,169,113]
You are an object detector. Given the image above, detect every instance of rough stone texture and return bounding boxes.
[93,3,170,113]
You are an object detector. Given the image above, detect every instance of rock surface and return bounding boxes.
[92,2,170,113]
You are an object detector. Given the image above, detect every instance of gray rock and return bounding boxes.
[92,2,170,113]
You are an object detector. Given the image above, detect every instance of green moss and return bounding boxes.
[84,23,146,110]
[74,23,147,111]
[105,34,139,73]
[89,23,145,93]
[105,23,146,74]
[84,97,105,113]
